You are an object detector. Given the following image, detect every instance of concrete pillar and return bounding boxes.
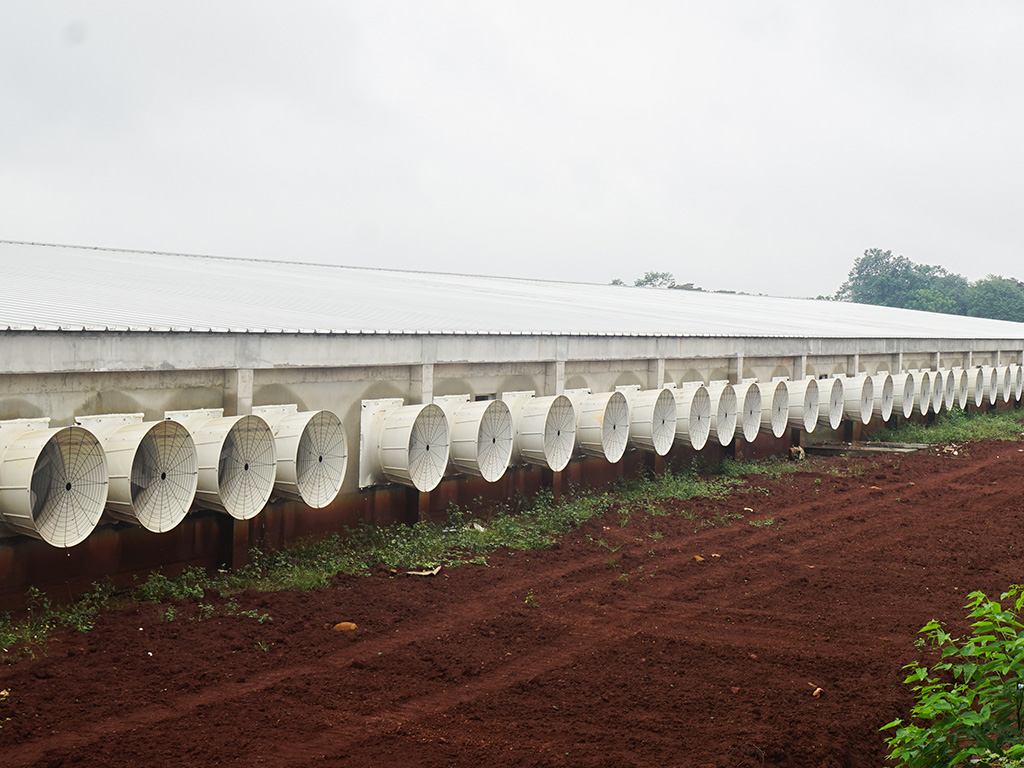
[934,351,942,369]
[731,354,744,384]
[848,354,859,376]
[794,355,807,380]
[411,363,434,404]
[895,351,904,373]
[545,360,565,395]
[224,368,253,416]
[647,358,665,389]
[996,349,1002,365]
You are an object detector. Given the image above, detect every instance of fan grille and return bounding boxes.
[1015,366,1023,401]
[768,383,788,438]
[407,404,450,492]
[825,379,844,429]
[543,396,576,472]
[474,400,513,482]
[932,372,945,414]
[130,421,197,533]
[649,389,677,455]
[601,391,630,463]
[917,372,931,415]
[31,427,107,548]
[877,376,894,421]
[217,415,276,520]
[1001,368,1013,403]
[688,387,711,450]
[954,371,969,409]
[296,411,347,507]
[712,387,738,446]
[740,386,761,442]
[899,376,915,418]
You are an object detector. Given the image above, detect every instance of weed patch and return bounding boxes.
[869,407,1024,445]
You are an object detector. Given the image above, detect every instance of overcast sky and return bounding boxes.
[2,2,1022,298]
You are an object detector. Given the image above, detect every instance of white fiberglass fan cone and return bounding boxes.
[952,369,969,410]
[734,381,762,442]
[672,383,711,450]
[253,406,347,508]
[0,421,108,548]
[1013,364,1024,402]
[514,395,576,472]
[756,380,788,438]
[622,387,676,456]
[967,367,985,407]
[77,415,197,533]
[379,403,450,492]
[869,373,894,422]
[167,410,277,520]
[574,390,630,463]
[450,399,513,482]
[937,369,955,413]
[999,365,1013,404]
[819,378,845,430]
[981,366,999,406]
[786,378,818,433]
[910,371,931,416]
[891,373,916,420]
[930,370,946,413]
[706,382,738,446]
[843,375,873,425]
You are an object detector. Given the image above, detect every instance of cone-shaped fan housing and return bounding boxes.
[572,390,630,463]
[0,421,108,548]
[786,378,818,433]
[77,415,197,533]
[448,399,513,482]
[819,377,845,430]
[998,365,1013,404]
[166,410,277,520]
[706,382,738,446]
[951,369,969,410]
[843,375,874,425]
[621,387,676,456]
[928,370,944,415]
[967,367,985,407]
[891,373,916,419]
[733,380,763,442]
[940,369,956,412]
[909,371,932,416]
[254,406,347,507]
[378,403,450,492]
[756,380,789,438]
[672,383,711,450]
[981,366,999,406]
[511,394,576,472]
[1012,364,1024,402]
[869,373,894,421]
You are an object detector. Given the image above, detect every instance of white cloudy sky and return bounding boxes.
[2,2,1022,297]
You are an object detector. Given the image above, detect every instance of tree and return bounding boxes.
[634,271,676,288]
[966,276,1024,322]
[835,248,931,307]
[609,278,626,286]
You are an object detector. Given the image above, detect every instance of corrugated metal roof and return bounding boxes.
[1,240,1023,340]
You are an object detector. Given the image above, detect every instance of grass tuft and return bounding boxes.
[867,407,1024,445]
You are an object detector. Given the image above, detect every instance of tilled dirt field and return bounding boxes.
[3,441,1024,767]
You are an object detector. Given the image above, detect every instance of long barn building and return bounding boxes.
[1,240,1023,604]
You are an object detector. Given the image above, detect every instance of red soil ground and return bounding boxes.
[3,441,1024,767]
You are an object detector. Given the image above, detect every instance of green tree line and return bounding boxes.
[835,248,1024,322]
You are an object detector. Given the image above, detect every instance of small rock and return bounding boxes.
[333,622,358,632]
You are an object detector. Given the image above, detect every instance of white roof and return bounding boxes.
[2,240,1023,339]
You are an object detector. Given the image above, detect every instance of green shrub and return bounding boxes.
[883,586,1024,766]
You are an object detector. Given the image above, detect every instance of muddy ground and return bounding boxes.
[3,440,1024,767]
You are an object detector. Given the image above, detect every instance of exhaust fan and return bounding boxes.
[617,386,677,456]
[165,409,276,520]
[253,405,347,508]
[433,396,513,482]
[564,389,630,463]
[732,379,763,442]
[671,382,711,450]
[785,378,819,433]
[75,414,197,533]
[705,381,738,446]
[0,419,108,547]
[757,379,789,438]
[503,392,576,472]
[819,377,845,430]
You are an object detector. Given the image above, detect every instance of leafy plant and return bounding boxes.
[882,586,1024,766]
